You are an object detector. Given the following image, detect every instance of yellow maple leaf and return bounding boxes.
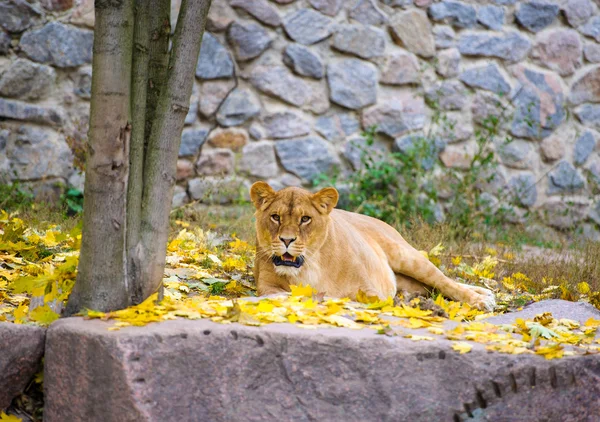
[535,344,564,360]
[584,318,600,328]
[577,282,591,295]
[29,305,60,326]
[356,289,380,304]
[290,284,314,297]
[13,303,28,324]
[0,412,22,422]
[405,335,434,341]
[452,342,473,354]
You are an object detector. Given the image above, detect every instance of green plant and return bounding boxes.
[0,181,34,211]
[60,188,84,216]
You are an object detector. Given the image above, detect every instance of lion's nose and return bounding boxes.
[280,237,296,247]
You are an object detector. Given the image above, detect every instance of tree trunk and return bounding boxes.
[138,0,211,299]
[66,0,135,313]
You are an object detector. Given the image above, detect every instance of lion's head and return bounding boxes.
[250,182,339,276]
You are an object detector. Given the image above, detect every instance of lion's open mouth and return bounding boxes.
[273,253,304,268]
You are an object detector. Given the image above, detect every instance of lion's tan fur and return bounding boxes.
[250,182,495,311]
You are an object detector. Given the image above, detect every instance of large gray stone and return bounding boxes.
[198,79,236,118]
[332,24,386,60]
[394,134,445,170]
[275,136,336,181]
[515,1,559,33]
[458,31,532,62]
[0,323,45,410]
[31,305,600,422]
[283,44,324,79]
[497,139,535,169]
[428,1,477,28]
[262,112,310,139]
[250,65,310,107]
[206,0,236,32]
[188,176,246,204]
[380,52,420,85]
[437,111,473,144]
[574,131,596,165]
[327,59,378,110]
[184,83,199,125]
[349,0,388,26]
[435,48,460,78]
[510,65,565,140]
[196,148,234,176]
[0,0,43,33]
[459,63,510,95]
[508,173,538,207]
[569,65,600,105]
[315,113,360,142]
[575,104,600,130]
[390,9,435,58]
[590,199,600,224]
[580,16,600,42]
[0,98,63,126]
[531,29,582,77]
[308,0,343,17]
[227,21,271,61]
[2,126,73,180]
[239,140,278,178]
[425,80,468,111]
[362,94,426,138]
[179,128,209,157]
[548,160,585,194]
[195,33,234,79]
[471,91,509,126]
[563,0,594,28]
[172,185,189,209]
[283,8,333,45]
[230,0,282,27]
[0,58,56,100]
[584,42,600,63]
[20,22,93,68]
[0,30,10,54]
[74,66,92,100]
[343,136,387,170]
[477,5,504,30]
[433,25,455,49]
[539,197,589,228]
[487,299,600,324]
[216,88,260,127]
[206,127,248,151]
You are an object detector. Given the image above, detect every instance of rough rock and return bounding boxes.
[0,98,63,126]
[497,139,535,169]
[0,58,56,100]
[515,1,559,33]
[315,113,360,142]
[569,65,600,105]
[0,0,43,33]
[70,0,94,28]
[459,63,510,95]
[206,0,236,32]
[239,140,278,178]
[394,134,445,170]
[188,176,245,203]
[487,299,600,324]
[0,323,45,410]
[580,16,600,42]
[510,65,565,139]
[539,197,589,228]
[327,59,378,110]
[250,65,311,107]
[262,112,310,139]
[590,199,600,224]
[425,80,468,110]
[574,131,596,165]
[381,52,420,85]
[508,173,538,207]
[227,21,271,61]
[428,1,477,28]
[531,29,582,76]
[439,141,477,169]
[41,0,72,11]
[74,66,92,100]
[389,9,435,58]
[283,8,333,45]
[435,48,460,78]
[433,25,455,49]
[349,0,388,26]
[471,91,508,125]
[283,44,324,79]
[196,148,234,176]
[20,22,93,68]
[547,160,585,194]
[207,127,248,151]
[540,131,567,162]
[230,0,281,27]
[332,25,386,60]
[216,88,260,127]
[458,31,532,62]
[198,79,235,118]
[438,111,473,143]
[176,159,195,181]
[0,30,10,54]
[308,0,343,17]
[344,136,386,170]
[302,79,330,115]
[275,137,336,181]
[2,126,73,180]
[363,93,426,138]
[179,128,209,157]
[563,0,594,28]
[196,33,234,79]
[172,185,189,208]
[584,43,600,63]
[477,5,504,30]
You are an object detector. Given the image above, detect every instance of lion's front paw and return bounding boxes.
[460,283,496,311]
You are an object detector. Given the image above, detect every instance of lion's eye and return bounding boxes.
[271,214,280,222]
[301,216,311,223]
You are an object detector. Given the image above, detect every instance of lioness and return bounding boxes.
[250,182,495,311]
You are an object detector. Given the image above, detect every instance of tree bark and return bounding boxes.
[138,0,211,299]
[66,0,135,314]
[127,0,151,305]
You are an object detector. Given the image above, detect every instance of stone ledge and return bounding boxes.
[44,300,600,422]
[0,323,46,410]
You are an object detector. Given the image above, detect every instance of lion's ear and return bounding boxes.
[312,187,339,214]
[250,181,276,209]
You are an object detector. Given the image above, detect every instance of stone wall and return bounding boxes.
[1,0,600,233]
